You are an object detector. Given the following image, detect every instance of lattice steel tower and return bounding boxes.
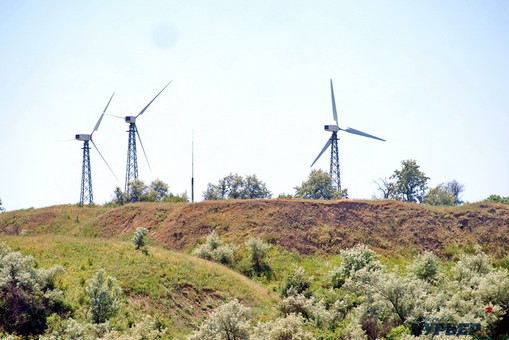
[125,123,139,192]
[75,93,117,205]
[116,81,171,197]
[329,132,341,191]
[80,141,93,204]
[311,79,385,192]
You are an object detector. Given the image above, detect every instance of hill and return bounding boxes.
[1,234,277,338]
[2,199,509,258]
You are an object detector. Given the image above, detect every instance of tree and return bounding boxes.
[390,160,429,203]
[374,178,395,199]
[112,179,188,204]
[112,187,126,205]
[243,175,272,199]
[85,269,122,324]
[425,180,464,206]
[146,179,169,201]
[127,179,149,202]
[486,195,509,205]
[424,185,455,206]
[0,198,4,213]
[203,173,272,200]
[294,169,347,200]
[445,180,464,205]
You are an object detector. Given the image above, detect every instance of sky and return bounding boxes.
[1,0,508,211]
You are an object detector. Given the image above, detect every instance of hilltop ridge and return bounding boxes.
[2,199,508,257]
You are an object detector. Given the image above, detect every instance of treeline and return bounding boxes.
[201,159,468,205]
[82,158,508,207]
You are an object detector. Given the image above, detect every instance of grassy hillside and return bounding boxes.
[1,200,509,339]
[1,235,277,338]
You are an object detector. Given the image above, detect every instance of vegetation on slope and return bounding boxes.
[1,235,277,338]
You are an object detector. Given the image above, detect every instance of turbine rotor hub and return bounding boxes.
[75,134,92,141]
[125,116,137,124]
[324,124,340,132]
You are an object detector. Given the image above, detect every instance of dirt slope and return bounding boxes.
[2,200,508,257]
[92,199,509,257]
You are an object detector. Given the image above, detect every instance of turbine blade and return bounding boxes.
[311,138,332,167]
[330,79,338,125]
[92,114,105,135]
[136,80,172,118]
[135,127,152,172]
[102,92,115,114]
[92,92,115,135]
[106,114,125,119]
[343,127,386,142]
[91,140,118,180]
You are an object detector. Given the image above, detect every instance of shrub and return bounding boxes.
[85,269,122,324]
[100,315,168,339]
[329,245,381,288]
[279,267,313,298]
[132,227,148,251]
[246,237,271,274]
[251,314,314,340]
[192,231,239,267]
[451,245,492,284]
[280,294,332,328]
[0,243,66,336]
[189,300,251,340]
[409,252,440,283]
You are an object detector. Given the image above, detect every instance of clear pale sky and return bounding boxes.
[1,1,508,211]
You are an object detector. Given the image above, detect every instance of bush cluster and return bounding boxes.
[0,243,67,336]
[192,231,239,266]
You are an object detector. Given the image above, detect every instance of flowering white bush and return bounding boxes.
[279,266,313,297]
[0,243,65,336]
[409,252,440,283]
[132,227,148,250]
[189,300,251,340]
[192,231,239,266]
[251,314,314,340]
[246,237,271,273]
[85,269,122,324]
[329,245,382,288]
[280,294,333,327]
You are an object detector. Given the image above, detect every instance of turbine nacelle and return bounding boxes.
[75,134,92,141]
[125,116,137,124]
[324,124,340,132]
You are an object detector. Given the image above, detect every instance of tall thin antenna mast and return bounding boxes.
[191,130,195,203]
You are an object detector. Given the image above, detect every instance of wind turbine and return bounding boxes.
[75,93,117,205]
[311,79,385,191]
[111,81,172,195]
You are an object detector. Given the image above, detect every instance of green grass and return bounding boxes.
[1,234,278,338]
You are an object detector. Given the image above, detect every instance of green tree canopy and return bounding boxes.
[485,194,509,204]
[204,173,271,200]
[390,159,429,203]
[294,169,347,200]
[424,180,464,206]
[112,179,188,204]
